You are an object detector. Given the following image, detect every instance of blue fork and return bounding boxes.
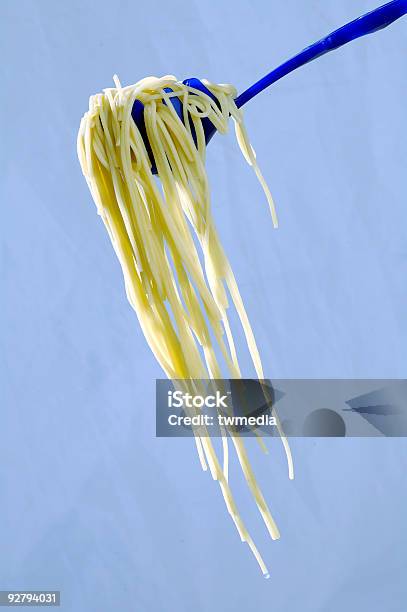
[132,0,407,173]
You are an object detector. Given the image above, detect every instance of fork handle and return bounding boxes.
[235,0,407,109]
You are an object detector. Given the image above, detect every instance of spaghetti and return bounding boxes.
[77,75,293,575]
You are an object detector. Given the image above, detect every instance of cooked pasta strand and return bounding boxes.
[77,75,294,575]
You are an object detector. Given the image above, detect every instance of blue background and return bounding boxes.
[1,1,406,610]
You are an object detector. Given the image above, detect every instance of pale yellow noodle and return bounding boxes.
[77,75,294,575]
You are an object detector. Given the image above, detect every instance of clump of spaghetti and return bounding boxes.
[77,75,293,575]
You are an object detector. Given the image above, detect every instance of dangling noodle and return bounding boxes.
[77,75,294,576]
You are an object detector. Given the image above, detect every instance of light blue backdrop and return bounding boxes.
[1,1,406,610]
